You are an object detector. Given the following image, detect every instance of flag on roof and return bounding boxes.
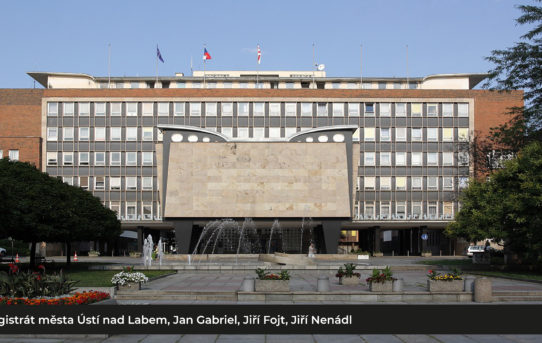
[257,45,261,64]
[203,48,211,61]
[156,46,164,63]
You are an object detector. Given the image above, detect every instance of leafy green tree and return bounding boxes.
[446,142,542,263]
[485,1,542,147]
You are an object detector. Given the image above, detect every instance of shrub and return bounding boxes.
[0,264,78,298]
[366,266,395,284]
[336,263,361,278]
[255,268,290,280]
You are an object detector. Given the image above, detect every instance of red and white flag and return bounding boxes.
[257,45,261,65]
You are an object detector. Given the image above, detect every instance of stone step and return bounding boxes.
[493,291,542,296]
[494,295,542,302]
[115,290,237,301]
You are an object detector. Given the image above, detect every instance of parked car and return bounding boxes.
[0,247,6,257]
[467,245,486,257]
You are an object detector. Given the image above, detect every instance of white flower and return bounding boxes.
[111,271,149,286]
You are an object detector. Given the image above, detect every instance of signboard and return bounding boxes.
[421,233,428,241]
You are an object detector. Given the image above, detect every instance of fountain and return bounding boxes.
[142,234,153,267]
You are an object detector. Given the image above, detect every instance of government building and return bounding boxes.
[0,70,522,256]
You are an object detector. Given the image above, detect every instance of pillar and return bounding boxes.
[321,220,341,254]
[173,220,193,254]
[137,226,144,253]
[373,227,381,253]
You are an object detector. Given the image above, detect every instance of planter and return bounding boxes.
[372,252,384,257]
[421,252,432,257]
[117,282,141,291]
[88,252,100,257]
[369,281,393,292]
[339,276,360,285]
[254,280,290,292]
[427,279,464,292]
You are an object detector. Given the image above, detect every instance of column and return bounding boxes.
[321,220,341,254]
[173,220,194,254]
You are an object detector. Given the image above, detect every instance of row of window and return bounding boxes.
[47,102,469,118]
[47,127,155,142]
[0,150,19,161]
[48,152,153,166]
[62,176,154,191]
[361,151,469,167]
[354,201,455,220]
[359,176,468,191]
[362,127,468,142]
[106,201,159,221]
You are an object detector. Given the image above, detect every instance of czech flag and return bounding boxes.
[157,46,164,63]
[203,48,211,61]
[257,45,261,64]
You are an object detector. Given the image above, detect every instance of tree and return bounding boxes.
[446,142,542,263]
[0,158,121,266]
[485,1,542,148]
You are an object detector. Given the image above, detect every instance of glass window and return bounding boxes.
[110,177,121,190]
[427,103,438,116]
[94,176,105,190]
[94,102,105,116]
[223,82,232,88]
[332,103,344,117]
[380,128,391,141]
[427,128,438,141]
[95,127,106,141]
[412,152,423,166]
[427,177,438,190]
[428,201,438,218]
[156,102,169,116]
[443,152,454,166]
[79,152,89,165]
[348,103,359,116]
[174,102,185,116]
[412,177,423,190]
[442,103,453,117]
[126,202,137,220]
[190,102,201,116]
[285,103,297,116]
[442,128,454,141]
[443,202,454,218]
[237,128,249,139]
[317,103,328,116]
[364,202,375,219]
[364,103,374,115]
[110,152,121,166]
[380,202,391,218]
[126,127,138,141]
[380,152,391,166]
[47,102,58,116]
[221,103,233,116]
[63,102,74,116]
[459,177,469,189]
[238,102,249,116]
[126,102,137,116]
[254,102,265,116]
[395,152,406,166]
[396,201,407,217]
[126,152,137,165]
[110,127,122,141]
[269,103,281,116]
[207,82,216,89]
[62,127,73,141]
[378,82,387,90]
[63,177,73,186]
[126,177,137,190]
[458,151,469,166]
[409,82,418,89]
[458,103,469,117]
[142,202,153,220]
[395,127,407,141]
[365,177,375,190]
[79,176,89,190]
[301,103,313,116]
[177,82,185,88]
[364,128,375,141]
[443,177,454,190]
[8,150,19,161]
[79,102,90,116]
[411,128,422,141]
[253,127,264,139]
[110,102,121,116]
[191,82,201,88]
[142,151,153,165]
[364,152,375,166]
[396,177,407,191]
[240,82,249,88]
[221,127,233,137]
[142,103,154,116]
[395,103,406,117]
[79,127,89,141]
[130,82,139,89]
[380,177,391,190]
[94,152,105,166]
[110,202,120,217]
[362,82,372,89]
[458,128,469,142]
[142,127,153,141]
[427,152,438,166]
[269,127,281,138]
[332,82,340,89]
[412,202,423,218]
[142,177,153,190]
[379,103,391,117]
[411,103,422,116]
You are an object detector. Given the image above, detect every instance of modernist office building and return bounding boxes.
[0,70,522,255]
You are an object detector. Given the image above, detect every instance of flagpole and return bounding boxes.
[312,43,315,89]
[190,56,193,76]
[108,43,111,89]
[360,44,362,90]
[256,44,259,88]
[203,44,206,89]
[406,44,409,89]
[156,45,159,85]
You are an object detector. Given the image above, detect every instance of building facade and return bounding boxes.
[0,71,523,255]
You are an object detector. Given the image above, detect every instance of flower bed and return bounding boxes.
[111,266,148,289]
[336,263,361,285]
[366,267,396,292]
[426,269,464,292]
[254,268,290,292]
[0,291,110,305]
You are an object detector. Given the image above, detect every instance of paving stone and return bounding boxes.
[432,335,479,343]
[178,335,218,343]
[266,334,315,343]
[102,335,148,343]
[464,335,518,343]
[395,335,440,342]
[216,334,265,343]
[360,335,404,343]
[501,335,542,343]
[140,334,182,343]
[313,334,364,342]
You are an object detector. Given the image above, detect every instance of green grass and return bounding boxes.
[417,259,473,266]
[467,271,542,282]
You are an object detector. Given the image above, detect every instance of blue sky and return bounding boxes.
[0,0,535,88]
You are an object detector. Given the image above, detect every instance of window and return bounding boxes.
[94,176,105,190]
[427,128,438,141]
[395,152,406,166]
[95,127,106,141]
[221,127,233,137]
[411,103,422,116]
[79,102,90,116]
[253,127,264,139]
[63,177,73,186]
[110,152,121,166]
[365,177,375,190]
[47,127,58,141]
[142,202,153,220]
[126,152,137,165]
[94,152,105,166]
[205,102,217,116]
[380,177,391,190]
[269,103,280,116]
[409,82,418,89]
[190,102,201,116]
[364,202,375,219]
[412,202,423,218]
[412,177,423,190]
[240,82,249,88]
[380,202,391,218]
[130,82,140,89]
[5,149,18,161]
[378,82,387,90]
[427,103,438,116]
[62,152,73,165]
[284,82,294,89]
[301,103,313,116]
[427,152,438,166]
[110,102,121,116]
[142,152,153,165]
[364,128,375,141]
[427,177,438,190]
[142,103,154,116]
[412,152,423,166]
[142,177,153,190]
[221,102,233,116]
[61,127,73,141]
[63,102,74,116]
[395,103,406,117]
[380,128,391,141]
[379,103,391,117]
[459,177,469,189]
[347,103,359,117]
[110,127,121,141]
[223,82,232,88]
[47,152,57,165]
[207,82,216,89]
[411,128,422,141]
[443,152,454,166]
[77,152,88,165]
[110,202,120,217]
[364,152,375,166]
[428,202,438,219]
[396,202,407,218]
[191,82,201,88]
[126,102,138,116]
[174,102,185,116]
[364,103,374,115]
[395,127,407,141]
[458,103,469,117]
[238,102,249,116]
[126,177,137,190]
[458,128,469,142]
[458,151,469,166]
[284,103,296,116]
[443,202,454,218]
[331,82,340,89]
[110,177,121,190]
[126,127,138,141]
[47,102,58,116]
[442,128,453,141]
[79,176,89,190]
[317,103,328,116]
[177,82,185,88]
[269,127,281,138]
[332,103,344,117]
[79,127,89,141]
[142,127,153,141]
[380,152,391,166]
[442,103,453,117]
[396,177,406,191]
[253,102,264,116]
[362,82,372,89]
[126,202,137,220]
[443,177,454,190]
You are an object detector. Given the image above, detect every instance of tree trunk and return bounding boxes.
[66,242,71,265]
[29,241,36,267]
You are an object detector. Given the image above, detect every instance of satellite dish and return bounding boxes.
[317,64,325,71]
